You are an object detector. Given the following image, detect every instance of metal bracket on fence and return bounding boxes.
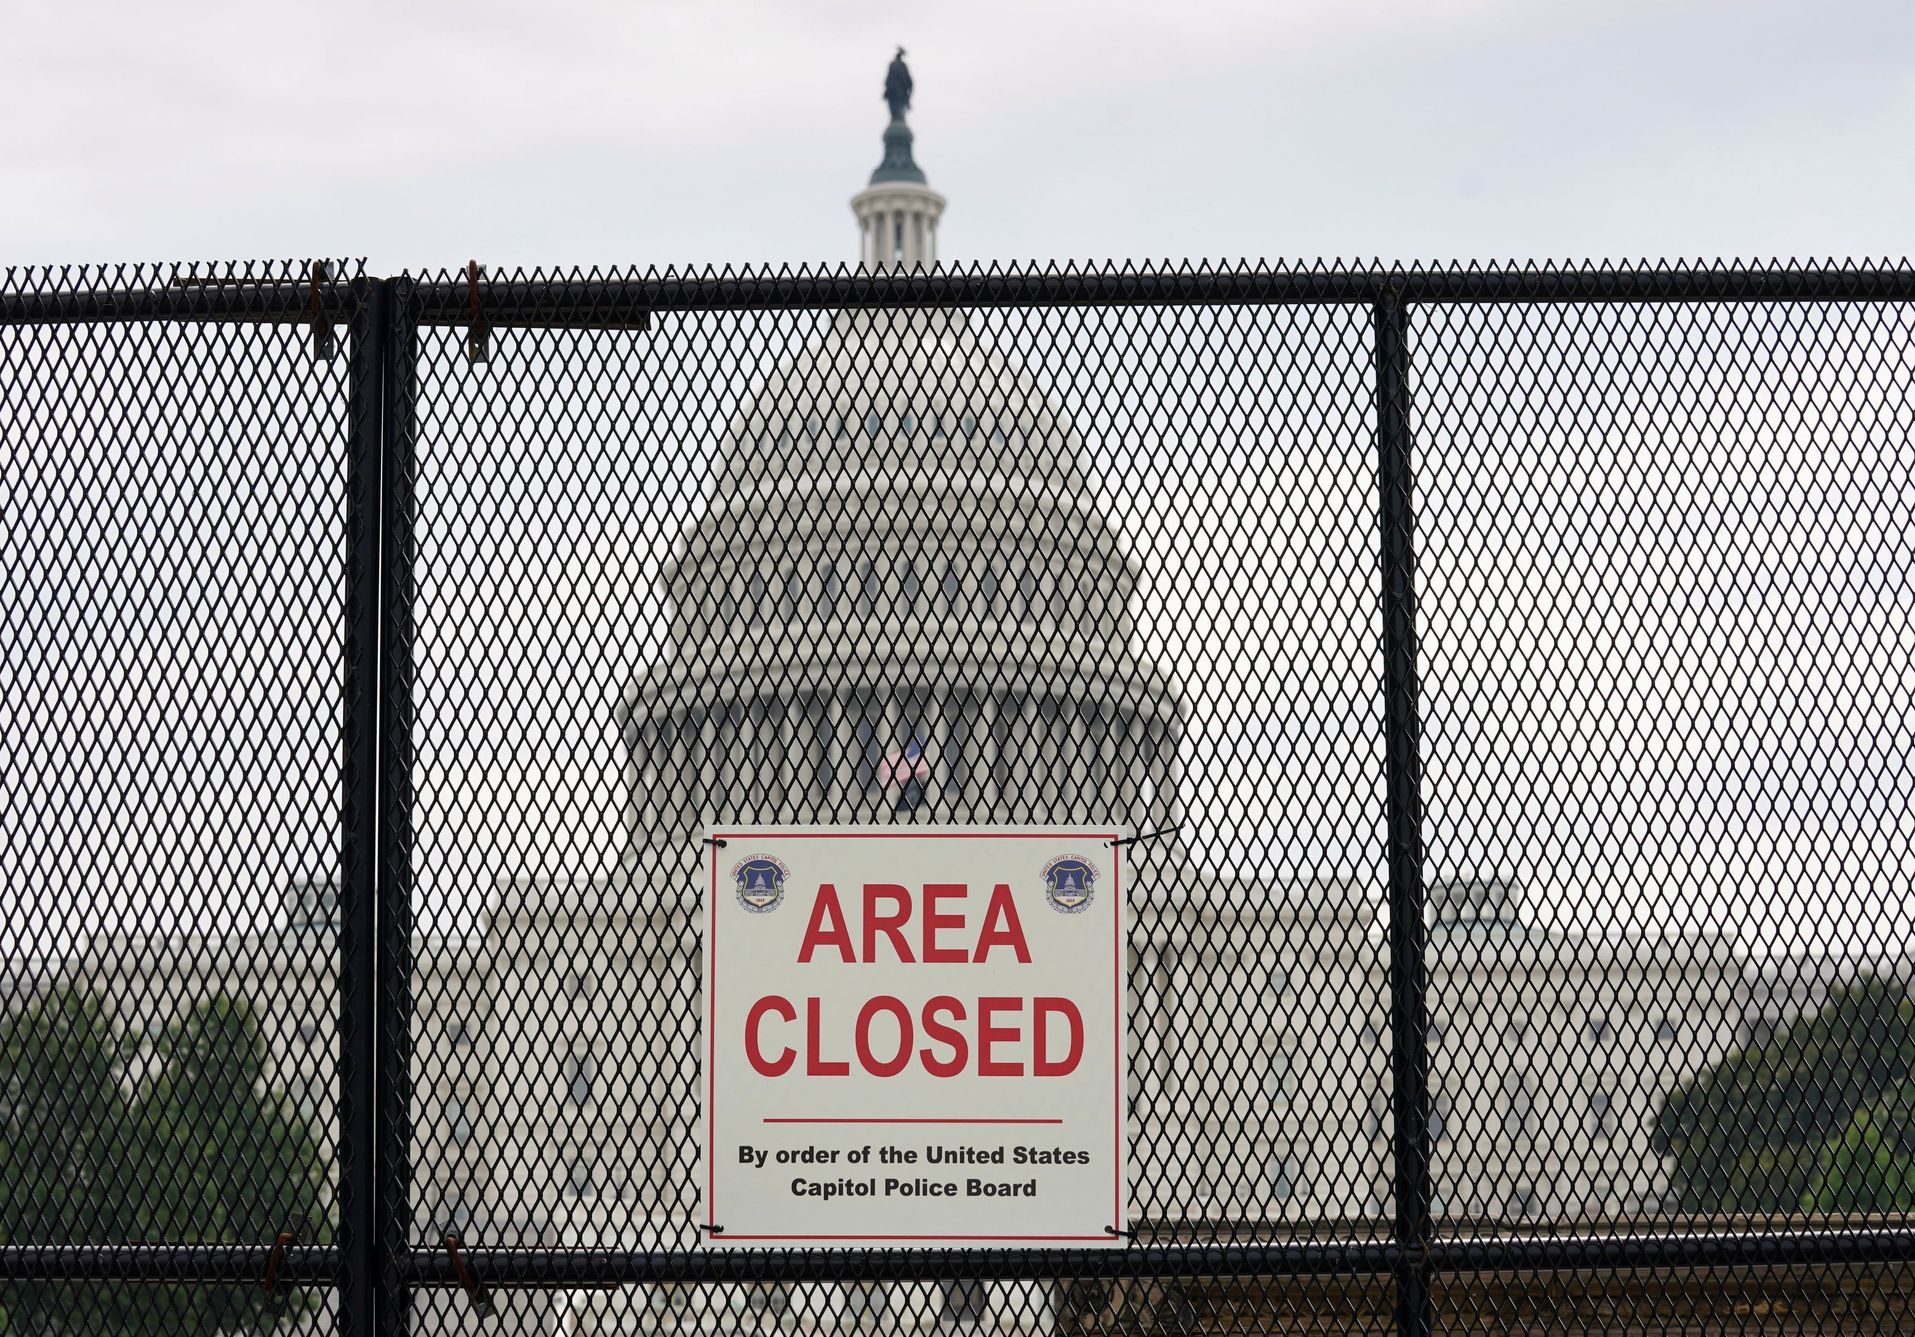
[442,1232,496,1319]
[308,261,335,362]
[260,1224,300,1316]
[466,260,490,365]
[1106,824,1180,850]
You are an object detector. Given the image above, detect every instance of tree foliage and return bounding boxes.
[1807,1082,1915,1215]
[1656,975,1915,1214]
[0,985,324,1334]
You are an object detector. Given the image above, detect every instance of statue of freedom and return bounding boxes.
[884,47,913,121]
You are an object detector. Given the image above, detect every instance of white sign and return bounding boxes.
[701,826,1128,1248]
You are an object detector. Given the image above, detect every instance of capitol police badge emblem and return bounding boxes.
[732,855,789,913]
[1041,854,1097,914]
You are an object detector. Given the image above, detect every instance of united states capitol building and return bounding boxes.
[18,56,1779,1337]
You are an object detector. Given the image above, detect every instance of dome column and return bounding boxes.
[853,181,944,270]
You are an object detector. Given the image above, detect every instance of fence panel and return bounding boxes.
[1414,291,1915,1332]
[390,276,1394,1334]
[0,262,361,1333]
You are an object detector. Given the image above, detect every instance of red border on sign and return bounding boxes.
[705,830,1125,1245]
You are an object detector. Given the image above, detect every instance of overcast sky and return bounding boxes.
[4,0,1914,272]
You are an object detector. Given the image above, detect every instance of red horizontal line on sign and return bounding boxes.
[763,1117,1064,1125]
[719,1234,1113,1241]
[710,833,1117,840]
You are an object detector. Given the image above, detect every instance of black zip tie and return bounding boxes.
[466,260,489,365]
[702,1222,726,1234]
[1107,824,1181,849]
[442,1232,496,1319]
[260,1224,299,1315]
[703,837,728,848]
[1104,1225,1135,1241]
[308,260,334,363]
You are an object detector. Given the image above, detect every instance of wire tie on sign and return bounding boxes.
[701,1222,726,1235]
[442,1232,496,1320]
[260,1223,299,1315]
[466,259,490,365]
[1106,824,1181,850]
[1103,1225,1136,1243]
[703,837,729,849]
[308,260,335,363]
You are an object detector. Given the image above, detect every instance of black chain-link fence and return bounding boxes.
[5,261,1915,1335]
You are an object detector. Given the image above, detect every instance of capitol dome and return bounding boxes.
[618,308,1182,832]
[612,100,1182,867]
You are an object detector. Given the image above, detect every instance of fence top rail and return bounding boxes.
[5,261,1915,326]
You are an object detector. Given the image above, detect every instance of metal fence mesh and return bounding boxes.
[4,261,1915,1334]
[1412,294,1915,1331]
[0,261,360,1334]
[396,288,1392,1333]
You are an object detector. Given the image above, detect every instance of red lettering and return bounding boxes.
[765,995,1084,1078]
[976,996,1024,1076]
[974,883,1032,964]
[797,884,854,964]
[863,884,914,963]
[805,996,849,1076]
[855,996,914,1077]
[744,995,795,1076]
[1033,997,1084,1076]
[918,995,969,1077]
[922,883,967,962]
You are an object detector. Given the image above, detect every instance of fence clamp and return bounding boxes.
[260,1222,301,1316]
[443,1231,496,1319]
[308,261,335,363]
[466,260,490,365]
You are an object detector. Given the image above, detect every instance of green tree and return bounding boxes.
[1807,1081,1915,1215]
[0,985,324,1334]
[1656,976,1915,1214]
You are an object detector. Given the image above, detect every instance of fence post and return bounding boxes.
[1373,291,1433,1337]
[340,275,420,1335]
[378,276,422,1335]
[340,276,389,1336]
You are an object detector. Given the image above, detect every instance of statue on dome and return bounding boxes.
[884,47,913,121]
